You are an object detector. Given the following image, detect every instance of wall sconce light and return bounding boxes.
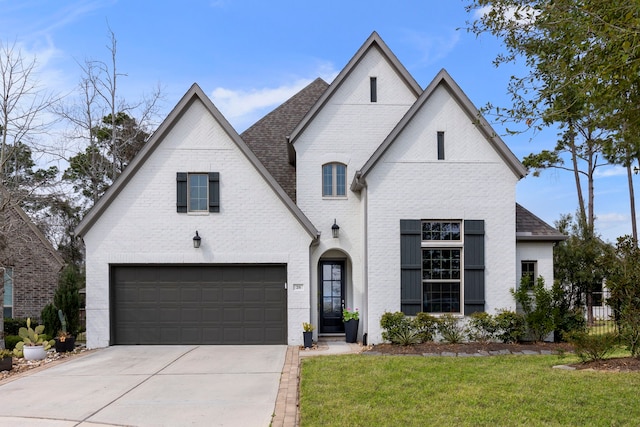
[332,219,340,239]
[193,231,201,248]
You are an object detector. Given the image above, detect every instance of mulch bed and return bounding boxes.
[368,342,640,372]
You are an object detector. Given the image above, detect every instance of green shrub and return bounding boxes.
[437,314,465,343]
[512,277,555,342]
[466,312,497,343]
[380,312,437,345]
[494,310,526,343]
[380,312,411,343]
[4,318,28,336]
[413,312,438,342]
[565,331,618,362]
[4,335,21,350]
[41,303,60,337]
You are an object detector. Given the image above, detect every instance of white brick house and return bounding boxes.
[76,32,564,348]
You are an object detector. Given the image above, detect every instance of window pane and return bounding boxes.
[3,267,12,306]
[322,165,333,196]
[423,282,460,313]
[189,174,208,211]
[336,164,346,196]
[422,221,461,241]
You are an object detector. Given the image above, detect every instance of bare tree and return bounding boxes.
[56,28,162,210]
[0,41,60,349]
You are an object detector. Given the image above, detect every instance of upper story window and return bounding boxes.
[3,267,13,318]
[521,260,537,284]
[177,172,220,213]
[322,163,346,197]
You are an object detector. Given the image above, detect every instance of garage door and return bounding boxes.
[111,265,287,345]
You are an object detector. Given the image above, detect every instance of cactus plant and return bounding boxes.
[13,318,55,358]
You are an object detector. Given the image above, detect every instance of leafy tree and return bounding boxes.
[466,1,640,236]
[554,213,612,325]
[606,235,640,357]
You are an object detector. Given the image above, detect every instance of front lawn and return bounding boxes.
[299,354,640,426]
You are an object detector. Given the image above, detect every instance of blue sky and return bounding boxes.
[0,0,632,242]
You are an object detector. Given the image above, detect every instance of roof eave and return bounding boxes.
[75,84,320,242]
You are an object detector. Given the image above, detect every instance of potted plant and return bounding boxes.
[302,322,314,348]
[343,308,359,343]
[13,318,54,361]
[54,309,75,353]
[0,349,12,371]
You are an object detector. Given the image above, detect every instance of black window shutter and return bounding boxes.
[464,220,485,315]
[208,172,220,212]
[176,172,187,213]
[400,220,422,315]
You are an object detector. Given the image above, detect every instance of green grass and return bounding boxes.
[300,354,640,426]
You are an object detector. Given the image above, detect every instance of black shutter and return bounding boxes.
[464,220,485,315]
[400,220,422,315]
[176,172,187,213]
[208,172,220,213]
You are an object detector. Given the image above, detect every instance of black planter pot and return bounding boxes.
[55,336,75,353]
[344,319,359,343]
[303,331,313,348]
[0,356,12,371]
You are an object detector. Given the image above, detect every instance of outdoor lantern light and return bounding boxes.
[332,219,340,239]
[193,231,201,248]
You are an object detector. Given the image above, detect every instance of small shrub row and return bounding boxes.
[380,310,528,345]
[564,331,619,362]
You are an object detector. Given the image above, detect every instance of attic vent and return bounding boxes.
[370,77,377,102]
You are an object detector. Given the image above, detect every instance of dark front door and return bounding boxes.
[320,260,345,333]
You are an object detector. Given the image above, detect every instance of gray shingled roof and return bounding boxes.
[241,78,329,202]
[516,203,566,241]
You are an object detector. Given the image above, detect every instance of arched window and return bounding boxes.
[322,163,346,197]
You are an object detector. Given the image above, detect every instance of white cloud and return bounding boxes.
[210,65,339,131]
[211,79,313,122]
[474,5,539,26]
[597,212,628,223]
[402,30,461,66]
[595,165,628,178]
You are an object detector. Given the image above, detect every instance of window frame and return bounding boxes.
[188,173,209,213]
[421,221,463,315]
[322,163,347,198]
[3,267,13,318]
[520,260,537,285]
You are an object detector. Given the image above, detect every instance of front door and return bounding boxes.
[320,260,345,333]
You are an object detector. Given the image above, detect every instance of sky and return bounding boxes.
[0,0,633,243]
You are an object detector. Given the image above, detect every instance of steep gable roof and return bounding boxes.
[0,188,65,268]
[287,31,422,161]
[516,203,566,241]
[352,69,527,191]
[75,83,319,241]
[242,78,329,202]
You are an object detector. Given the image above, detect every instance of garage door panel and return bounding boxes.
[112,265,287,345]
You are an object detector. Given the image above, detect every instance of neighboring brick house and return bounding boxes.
[1,198,65,320]
[76,32,564,348]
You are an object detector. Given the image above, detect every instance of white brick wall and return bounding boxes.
[84,98,312,348]
[516,241,555,286]
[361,84,520,343]
[295,45,418,336]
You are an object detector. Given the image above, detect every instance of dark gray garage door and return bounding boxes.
[111,265,287,345]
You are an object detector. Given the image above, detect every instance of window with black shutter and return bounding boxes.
[176,172,220,213]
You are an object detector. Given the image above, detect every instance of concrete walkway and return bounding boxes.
[0,345,287,427]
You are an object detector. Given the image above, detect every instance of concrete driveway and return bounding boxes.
[0,345,287,427]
